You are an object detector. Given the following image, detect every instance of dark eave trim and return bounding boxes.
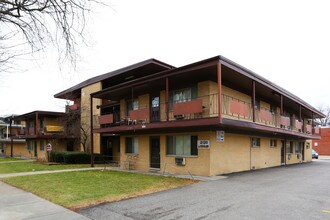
[91,58,219,98]
[13,110,65,120]
[219,56,325,118]
[54,59,175,99]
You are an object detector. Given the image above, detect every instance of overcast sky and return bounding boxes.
[1,0,330,116]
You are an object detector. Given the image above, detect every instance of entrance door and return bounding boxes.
[150,136,160,169]
[281,140,285,165]
[150,95,160,122]
[301,142,305,161]
[34,141,38,157]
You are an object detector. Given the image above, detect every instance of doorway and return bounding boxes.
[301,142,305,161]
[34,141,38,157]
[150,95,160,122]
[281,140,285,165]
[150,136,160,169]
[101,136,120,163]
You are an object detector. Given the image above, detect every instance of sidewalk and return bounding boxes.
[0,166,226,181]
[319,155,330,160]
[0,181,90,220]
[0,167,105,178]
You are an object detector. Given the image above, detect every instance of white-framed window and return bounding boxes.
[295,142,303,154]
[166,135,198,156]
[286,141,293,153]
[27,141,33,151]
[125,137,138,154]
[251,137,261,148]
[270,139,277,148]
[169,86,197,110]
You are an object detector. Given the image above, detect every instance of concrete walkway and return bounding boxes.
[0,167,105,178]
[0,166,227,181]
[0,181,90,220]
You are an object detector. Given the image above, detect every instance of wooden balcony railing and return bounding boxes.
[222,94,252,121]
[92,92,320,136]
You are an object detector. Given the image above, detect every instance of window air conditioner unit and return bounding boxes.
[175,157,186,166]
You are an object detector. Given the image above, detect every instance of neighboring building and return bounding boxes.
[312,127,330,155]
[0,116,26,157]
[55,56,324,176]
[13,111,79,161]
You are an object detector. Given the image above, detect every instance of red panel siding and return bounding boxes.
[260,109,273,122]
[99,114,114,124]
[229,99,249,117]
[129,109,150,121]
[173,99,203,116]
[296,120,302,130]
[280,116,290,127]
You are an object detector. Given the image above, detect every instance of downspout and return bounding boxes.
[90,94,94,167]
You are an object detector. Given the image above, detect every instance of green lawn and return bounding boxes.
[0,161,92,174]
[1,170,196,209]
[0,157,25,162]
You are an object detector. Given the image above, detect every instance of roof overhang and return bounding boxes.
[90,55,324,119]
[54,59,175,100]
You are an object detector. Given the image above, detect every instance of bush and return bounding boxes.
[50,151,91,164]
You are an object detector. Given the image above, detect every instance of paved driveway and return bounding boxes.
[80,160,330,220]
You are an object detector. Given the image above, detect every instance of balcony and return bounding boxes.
[93,93,319,137]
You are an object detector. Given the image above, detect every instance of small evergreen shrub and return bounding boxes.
[50,151,91,164]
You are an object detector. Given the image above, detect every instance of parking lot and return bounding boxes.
[81,159,330,220]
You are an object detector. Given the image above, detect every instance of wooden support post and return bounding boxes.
[90,95,94,167]
[10,116,13,157]
[217,62,222,122]
[252,81,256,122]
[36,112,39,136]
[280,95,283,115]
[166,77,169,121]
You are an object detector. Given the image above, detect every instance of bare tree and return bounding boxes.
[0,0,102,71]
[62,103,91,152]
[314,104,330,127]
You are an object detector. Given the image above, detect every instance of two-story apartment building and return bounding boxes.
[55,56,324,176]
[0,116,26,157]
[13,111,79,161]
